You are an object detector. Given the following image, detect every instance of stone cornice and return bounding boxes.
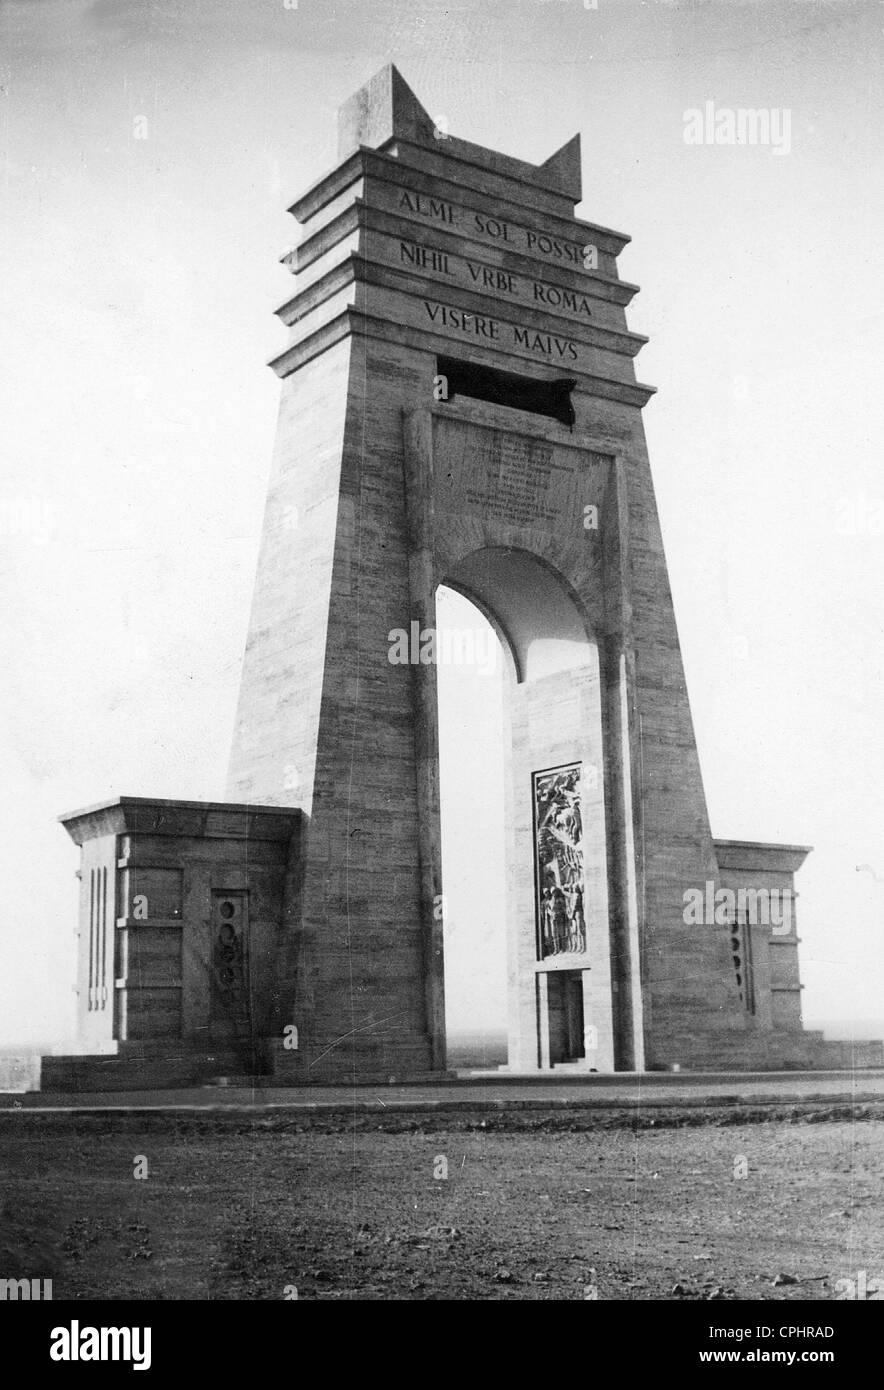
[60,796,300,845]
[287,200,640,309]
[275,254,648,362]
[714,839,811,873]
[290,147,630,256]
[269,305,656,408]
[420,399,625,456]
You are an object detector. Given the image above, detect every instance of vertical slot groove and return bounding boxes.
[88,868,95,1010]
[100,866,108,1008]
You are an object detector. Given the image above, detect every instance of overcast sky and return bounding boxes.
[1,0,882,1046]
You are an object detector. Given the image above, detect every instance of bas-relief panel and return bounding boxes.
[534,762,588,961]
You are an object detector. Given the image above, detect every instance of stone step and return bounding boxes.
[39,1049,265,1093]
[269,1033,438,1085]
[652,1031,884,1072]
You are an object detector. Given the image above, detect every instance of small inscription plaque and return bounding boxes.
[465,435,563,526]
[436,421,607,533]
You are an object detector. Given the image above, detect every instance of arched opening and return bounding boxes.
[434,546,617,1075]
[436,584,508,1069]
[442,547,594,684]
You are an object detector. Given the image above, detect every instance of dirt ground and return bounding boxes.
[1,1105,882,1300]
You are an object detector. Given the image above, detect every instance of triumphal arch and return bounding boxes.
[46,67,880,1090]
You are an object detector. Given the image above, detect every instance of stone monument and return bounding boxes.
[43,66,880,1088]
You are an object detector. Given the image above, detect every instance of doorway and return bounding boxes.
[547,971,586,1064]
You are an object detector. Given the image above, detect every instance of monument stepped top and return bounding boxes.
[336,63,583,202]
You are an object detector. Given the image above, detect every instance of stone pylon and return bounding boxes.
[226,66,862,1080]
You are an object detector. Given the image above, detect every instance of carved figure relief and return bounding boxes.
[534,763,587,959]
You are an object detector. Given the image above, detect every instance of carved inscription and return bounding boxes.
[388,181,612,369]
[398,241,455,277]
[397,189,589,268]
[464,434,571,526]
[424,300,499,340]
[465,262,517,295]
[423,299,577,362]
[514,325,578,361]
[399,239,594,320]
[398,190,456,224]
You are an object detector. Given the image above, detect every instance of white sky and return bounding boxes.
[1,0,882,1046]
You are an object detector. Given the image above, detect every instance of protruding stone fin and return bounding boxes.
[338,63,436,159]
[539,133,582,201]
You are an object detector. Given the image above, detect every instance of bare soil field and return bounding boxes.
[1,1105,882,1300]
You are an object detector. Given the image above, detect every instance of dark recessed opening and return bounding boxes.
[437,356,576,428]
